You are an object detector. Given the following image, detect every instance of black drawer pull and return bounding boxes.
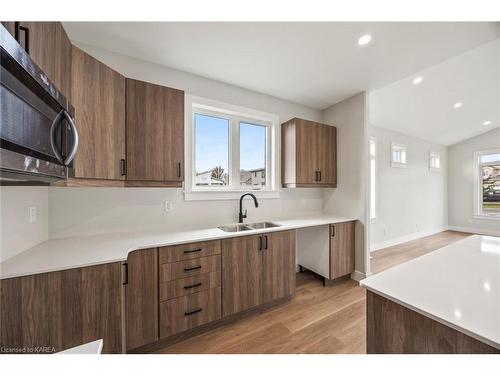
[184,282,202,289]
[184,265,202,272]
[183,248,202,254]
[185,308,202,316]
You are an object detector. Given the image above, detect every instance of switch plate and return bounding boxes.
[29,206,37,222]
[164,200,173,212]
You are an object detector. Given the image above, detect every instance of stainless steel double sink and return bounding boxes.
[218,221,281,232]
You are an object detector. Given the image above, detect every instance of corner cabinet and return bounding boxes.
[222,230,296,317]
[125,79,185,186]
[281,118,337,187]
[71,46,126,181]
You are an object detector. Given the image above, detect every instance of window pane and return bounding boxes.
[195,113,229,186]
[482,165,500,213]
[480,153,500,163]
[240,122,266,188]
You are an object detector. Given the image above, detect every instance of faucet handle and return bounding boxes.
[243,209,248,218]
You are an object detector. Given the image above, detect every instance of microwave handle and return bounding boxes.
[62,111,79,166]
[50,110,64,164]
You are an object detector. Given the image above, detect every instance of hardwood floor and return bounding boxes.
[370,230,472,274]
[154,272,366,354]
[153,230,471,354]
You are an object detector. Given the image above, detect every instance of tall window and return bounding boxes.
[475,150,500,217]
[370,138,376,220]
[188,97,277,198]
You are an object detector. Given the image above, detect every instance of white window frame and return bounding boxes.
[184,95,280,201]
[369,137,377,221]
[429,151,441,172]
[473,149,500,220]
[391,142,407,168]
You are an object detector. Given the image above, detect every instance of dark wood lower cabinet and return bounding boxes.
[0,263,123,354]
[366,291,499,354]
[330,221,355,279]
[125,248,158,352]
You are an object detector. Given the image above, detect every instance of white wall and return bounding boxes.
[369,126,448,250]
[448,127,500,235]
[321,92,369,278]
[48,188,323,238]
[0,187,49,261]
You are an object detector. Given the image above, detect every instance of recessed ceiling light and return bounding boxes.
[483,120,492,126]
[358,34,372,46]
[412,77,423,85]
[453,102,463,109]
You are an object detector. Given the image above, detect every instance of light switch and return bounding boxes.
[29,206,37,222]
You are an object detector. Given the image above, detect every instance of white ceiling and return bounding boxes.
[63,22,500,109]
[370,39,500,146]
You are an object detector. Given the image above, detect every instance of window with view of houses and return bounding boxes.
[476,151,500,217]
[193,110,271,190]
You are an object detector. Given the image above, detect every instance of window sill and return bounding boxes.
[184,189,281,201]
[473,214,500,221]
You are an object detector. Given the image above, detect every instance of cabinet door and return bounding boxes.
[3,22,71,99]
[221,235,262,317]
[295,119,320,184]
[0,263,123,354]
[330,221,355,279]
[262,230,296,304]
[125,248,158,351]
[319,124,337,186]
[71,46,125,180]
[126,79,184,182]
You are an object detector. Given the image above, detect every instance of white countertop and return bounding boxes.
[361,235,500,350]
[0,215,355,280]
[57,339,103,354]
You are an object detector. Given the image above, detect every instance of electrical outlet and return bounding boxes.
[164,200,173,212]
[29,206,37,222]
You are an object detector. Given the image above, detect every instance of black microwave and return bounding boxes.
[0,24,78,184]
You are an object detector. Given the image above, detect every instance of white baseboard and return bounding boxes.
[350,270,367,282]
[448,225,500,237]
[370,226,450,252]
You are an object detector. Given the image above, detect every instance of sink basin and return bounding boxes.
[246,222,281,229]
[218,224,253,232]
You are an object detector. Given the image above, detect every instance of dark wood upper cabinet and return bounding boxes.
[126,78,184,184]
[0,262,123,354]
[281,118,337,188]
[222,230,296,317]
[125,248,159,352]
[71,46,126,180]
[330,221,355,279]
[2,22,72,100]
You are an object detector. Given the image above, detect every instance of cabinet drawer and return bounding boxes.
[159,272,221,301]
[159,240,221,263]
[160,255,221,282]
[159,287,222,338]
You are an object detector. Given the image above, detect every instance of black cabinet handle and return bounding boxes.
[264,235,268,250]
[185,308,202,316]
[183,265,202,272]
[318,171,322,181]
[331,225,336,237]
[184,282,202,289]
[120,159,126,176]
[183,248,202,254]
[14,22,30,54]
[258,236,262,250]
[177,162,182,178]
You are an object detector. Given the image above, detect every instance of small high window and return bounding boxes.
[391,142,407,168]
[429,152,440,171]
